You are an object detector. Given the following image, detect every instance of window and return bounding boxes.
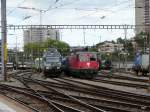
[79,53,97,62]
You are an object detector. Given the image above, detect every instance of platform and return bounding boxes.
[0,94,32,112]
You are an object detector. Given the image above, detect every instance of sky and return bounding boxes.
[2,0,135,49]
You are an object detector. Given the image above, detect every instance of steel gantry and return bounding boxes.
[5,24,139,30]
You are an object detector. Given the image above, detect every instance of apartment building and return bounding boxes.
[24,28,60,45]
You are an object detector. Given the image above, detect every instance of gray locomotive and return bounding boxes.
[42,48,62,77]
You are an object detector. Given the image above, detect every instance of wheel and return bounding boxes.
[142,70,148,76]
[64,69,70,76]
[44,71,49,77]
[136,70,139,76]
[85,74,95,79]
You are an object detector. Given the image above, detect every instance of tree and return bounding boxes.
[117,37,125,44]
[111,40,116,44]
[24,39,70,59]
[88,46,97,52]
[134,32,149,51]
[116,37,134,60]
[44,39,70,55]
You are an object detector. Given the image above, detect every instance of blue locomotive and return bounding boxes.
[133,52,149,76]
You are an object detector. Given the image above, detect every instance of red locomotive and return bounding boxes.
[64,52,99,79]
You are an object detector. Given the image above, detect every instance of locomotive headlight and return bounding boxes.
[87,62,90,67]
[57,67,60,69]
[57,62,61,65]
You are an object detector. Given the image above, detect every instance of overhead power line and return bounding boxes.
[7,0,26,15]
[46,0,61,12]
[46,0,81,12]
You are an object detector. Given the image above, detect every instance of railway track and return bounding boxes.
[0,82,103,112]
[99,70,149,83]
[0,84,59,112]
[6,71,150,112]
[96,71,149,89]
[12,75,106,112]
[54,78,150,107]
[92,77,148,89]
[11,71,150,112]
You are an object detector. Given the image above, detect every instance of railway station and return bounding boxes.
[1,0,150,112]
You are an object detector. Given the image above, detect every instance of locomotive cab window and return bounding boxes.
[79,53,97,62]
[90,56,96,61]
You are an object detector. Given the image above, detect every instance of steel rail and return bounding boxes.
[40,91,150,112]
[15,76,106,112]
[45,95,134,112]
[62,78,150,98]
[0,83,78,112]
[13,73,150,102]
[0,84,53,112]
[54,78,150,106]
[97,73,149,83]
[0,92,40,112]
[13,75,150,111]
[15,74,150,105]
[13,77,84,112]
[11,72,150,111]
[92,78,148,89]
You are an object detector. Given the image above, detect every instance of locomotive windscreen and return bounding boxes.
[43,48,61,63]
[79,53,97,62]
[46,57,60,63]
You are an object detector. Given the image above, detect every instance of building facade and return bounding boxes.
[135,0,150,34]
[24,28,60,45]
[97,41,124,53]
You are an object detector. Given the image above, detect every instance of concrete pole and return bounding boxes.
[40,10,42,25]
[83,29,86,46]
[1,0,7,81]
[148,33,150,86]
[148,32,150,91]
[124,25,128,71]
[15,36,18,70]
[39,10,43,72]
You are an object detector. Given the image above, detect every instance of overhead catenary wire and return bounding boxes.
[18,0,82,23]
[67,0,133,23]
[45,0,61,12]
[8,0,133,16]
[7,0,133,24]
[18,0,72,22]
[7,0,27,15]
[51,0,81,9]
